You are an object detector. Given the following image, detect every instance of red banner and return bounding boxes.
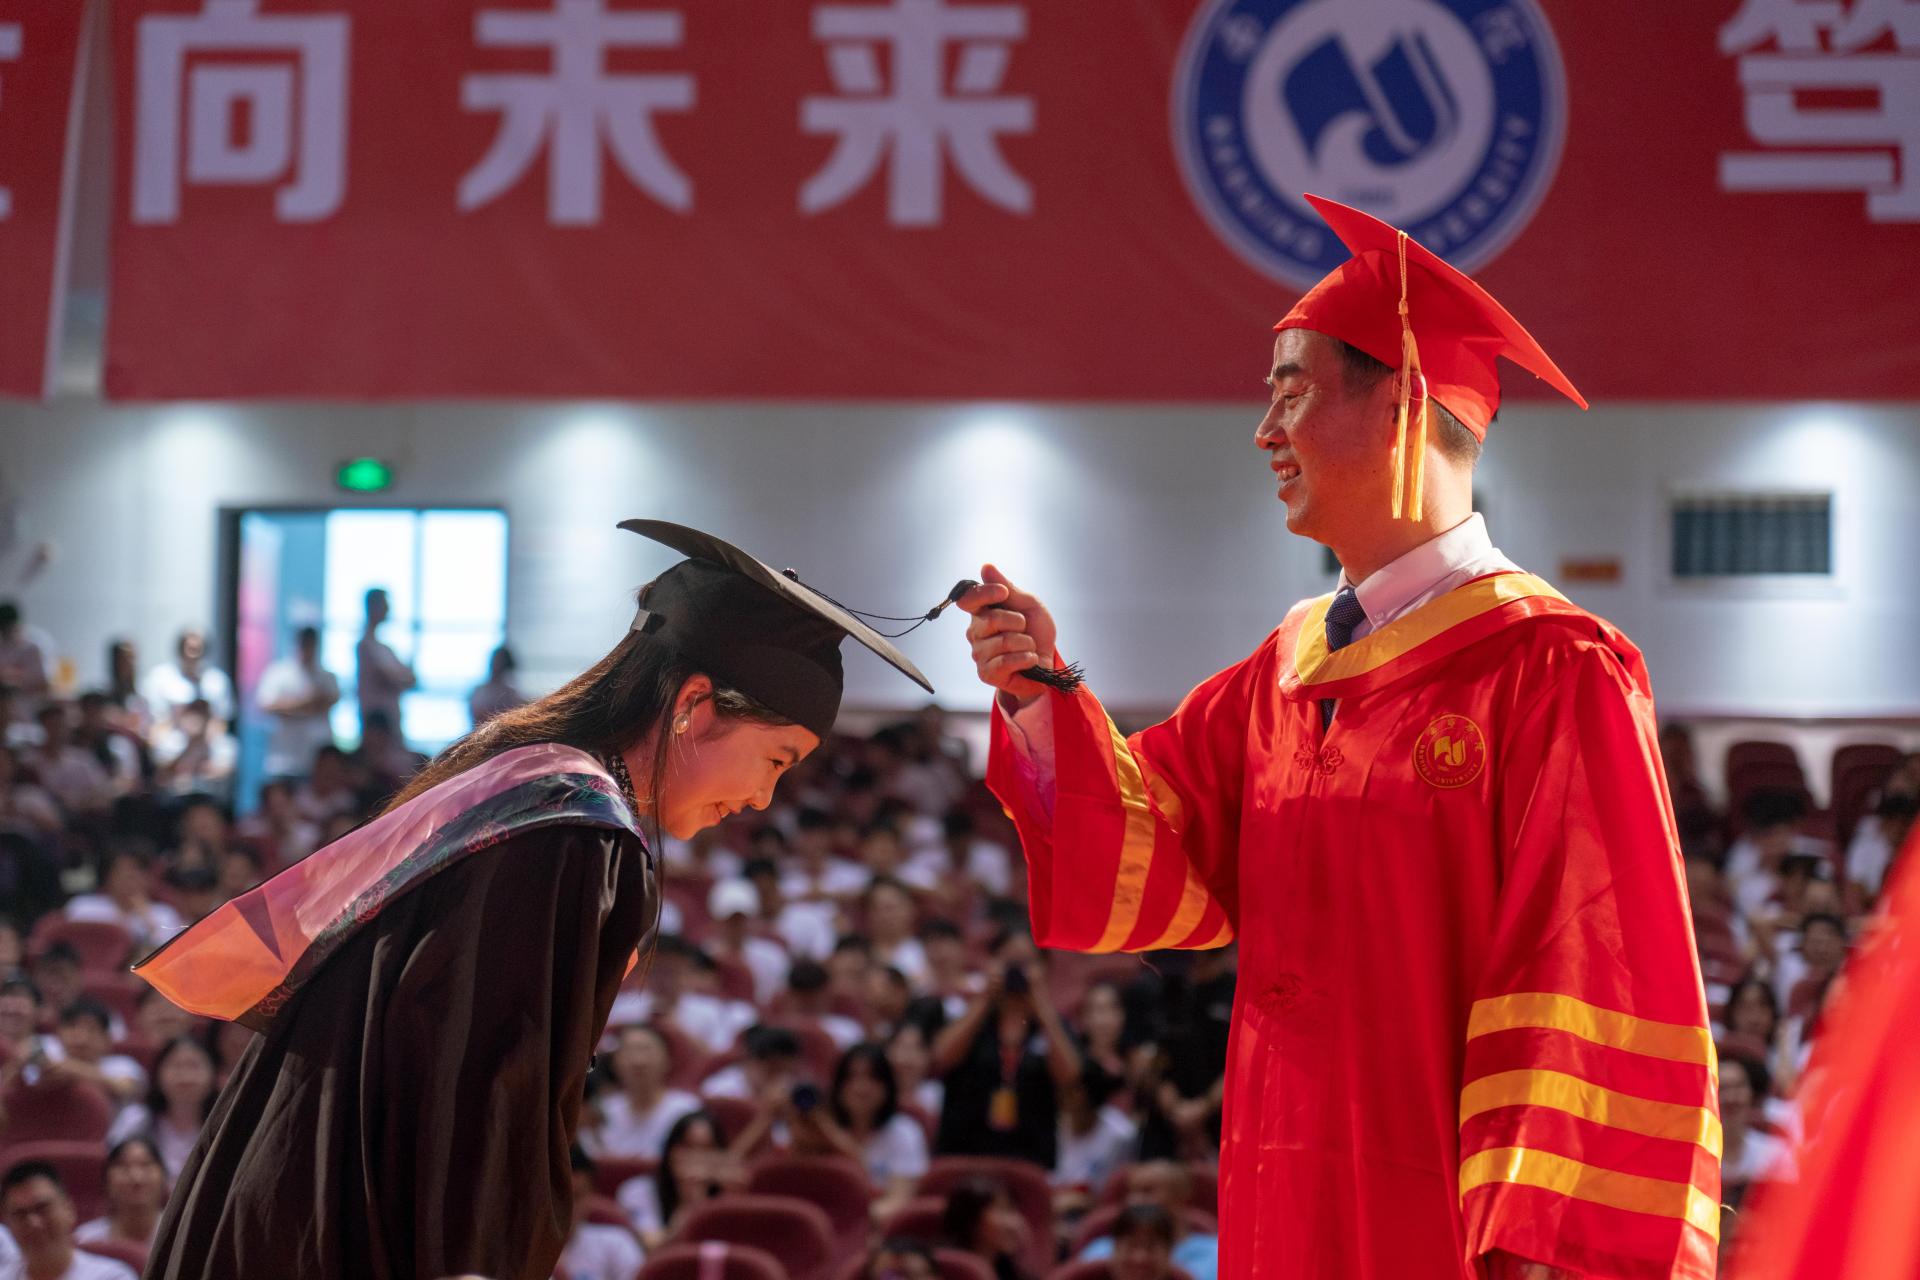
[104,0,1920,401]
[0,0,90,399]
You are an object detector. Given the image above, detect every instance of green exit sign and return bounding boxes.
[336,457,394,493]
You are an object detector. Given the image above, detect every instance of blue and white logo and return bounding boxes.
[1171,0,1567,287]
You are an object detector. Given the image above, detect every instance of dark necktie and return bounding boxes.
[1320,586,1365,729]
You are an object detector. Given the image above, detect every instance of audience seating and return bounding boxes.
[700,1094,760,1149]
[639,1241,789,1280]
[917,1156,1056,1278]
[592,1154,657,1201]
[875,1195,950,1248]
[832,1249,997,1280]
[680,1193,838,1280]
[26,918,135,975]
[0,1079,113,1147]
[745,1154,874,1265]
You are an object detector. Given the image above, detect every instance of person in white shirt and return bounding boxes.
[74,1138,168,1253]
[601,939,755,1057]
[0,1162,140,1280]
[354,589,415,744]
[1718,1057,1796,1204]
[585,1025,701,1160]
[0,603,54,702]
[25,707,111,817]
[65,846,185,953]
[105,1038,218,1179]
[741,858,836,962]
[255,627,340,781]
[698,1025,803,1101]
[806,1042,927,1225]
[556,1148,644,1280]
[467,645,528,728]
[884,1022,944,1121]
[148,699,236,801]
[48,1000,147,1108]
[1725,788,1826,923]
[1052,1065,1138,1211]
[705,880,792,1006]
[862,878,930,989]
[141,631,234,739]
[780,810,869,904]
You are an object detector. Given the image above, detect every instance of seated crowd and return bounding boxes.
[0,609,1911,1280]
[0,655,1230,1280]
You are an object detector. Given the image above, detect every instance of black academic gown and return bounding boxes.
[143,824,656,1280]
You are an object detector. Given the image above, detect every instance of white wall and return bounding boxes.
[0,397,1916,722]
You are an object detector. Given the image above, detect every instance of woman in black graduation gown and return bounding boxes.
[136,521,932,1280]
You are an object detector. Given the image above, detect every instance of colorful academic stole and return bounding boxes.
[133,743,643,1031]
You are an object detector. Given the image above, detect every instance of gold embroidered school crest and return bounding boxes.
[1413,714,1487,789]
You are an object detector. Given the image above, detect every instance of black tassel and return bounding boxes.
[942,579,1085,693]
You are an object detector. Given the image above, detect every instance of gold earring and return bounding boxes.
[673,715,689,734]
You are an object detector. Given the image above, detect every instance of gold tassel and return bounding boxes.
[1408,379,1429,521]
[1390,230,1433,522]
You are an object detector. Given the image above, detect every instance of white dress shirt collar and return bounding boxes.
[1336,513,1509,635]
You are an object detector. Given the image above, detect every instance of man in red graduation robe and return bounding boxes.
[959,196,1718,1279]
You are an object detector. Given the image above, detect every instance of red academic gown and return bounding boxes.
[989,571,1719,1279]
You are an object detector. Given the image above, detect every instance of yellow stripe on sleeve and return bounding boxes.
[1467,993,1715,1066]
[1091,716,1160,953]
[1461,1069,1722,1158]
[1459,1146,1720,1241]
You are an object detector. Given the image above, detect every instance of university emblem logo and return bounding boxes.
[1170,0,1567,287]
[1413,714,1487,788]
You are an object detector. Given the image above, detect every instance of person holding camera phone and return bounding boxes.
[930,928,1081,1170]
[959,198,1713,1280]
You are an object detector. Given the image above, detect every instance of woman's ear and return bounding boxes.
[673,673,716,722]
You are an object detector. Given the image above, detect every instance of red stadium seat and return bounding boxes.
[0,1079,113,1146]
[0,1141,108,1222]
[746,1154,875,1264]
[917,1157,1055,1279]
[640,1241,789,1280]
[27,918,135,975]
[593,1154,657,1201]
[78,1237,152,1272]
[699,1094,760,1150]
[1832,753,1902,851]
[584,1193,642,1235]
[1725,740,1803,780]
[1068,1203,1217,1256]
[81,972,146,1027]
[714,955,758,1003]
[680,1194,838,1280]
[1047,1262,1195,1280]
[1830,743,1903,800]
[833,1248,998,1280]
[875,1195,949,1247]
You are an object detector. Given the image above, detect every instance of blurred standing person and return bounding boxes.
[468,644,527,728]
[0,601,53,703]
[142,630,235,743]
[354,589,415,747]
[255,627,339,782]
[105,639,152,736]
[26,704,112,817]
[73,693,144,796]
[150,700,235,800]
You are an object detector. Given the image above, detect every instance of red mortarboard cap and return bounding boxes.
[1275,194,1587,441]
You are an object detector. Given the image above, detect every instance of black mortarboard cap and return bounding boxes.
[619,519,933,740]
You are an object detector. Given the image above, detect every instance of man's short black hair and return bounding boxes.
[570,1143,596,1175]
[789,960,829,993]
[1,1159,62,1198]
[1329,336,1483,467]
[742,856,779,881]
[919,917,962,943]
[0,977,42,1006]
[1743,787,1809,831]
[58,998,112,1031]
[743,1025,801,1061]
[295,625,321,647]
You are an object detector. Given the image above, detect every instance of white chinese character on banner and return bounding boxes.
[133,0,349,224]
[1719,0,1920,221]
[801,0,1034,226]
[460,0,695,224]
[0,24,19,220]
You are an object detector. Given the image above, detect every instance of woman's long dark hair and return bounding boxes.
[656,1106,725,1224]
[384,614,792,850]
[830,1041,900,1132]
